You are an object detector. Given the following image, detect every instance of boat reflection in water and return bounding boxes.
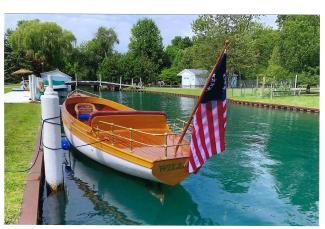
[42,147,210,225]
[42,91,318,225]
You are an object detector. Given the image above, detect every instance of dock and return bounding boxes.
[4,91,31,103]
[65,80,142,91]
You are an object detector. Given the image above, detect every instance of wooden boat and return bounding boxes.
[62,91,191,185]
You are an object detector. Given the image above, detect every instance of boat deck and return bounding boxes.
[95,130,190,161]
[64,95,191,162]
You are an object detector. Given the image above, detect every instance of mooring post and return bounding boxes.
[294,74,298,96]
[28,75,32,100]
[33,75,38,101]
[30,75,35,101]
[41,75,64,192]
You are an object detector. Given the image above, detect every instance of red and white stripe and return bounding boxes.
[188,99,227,173]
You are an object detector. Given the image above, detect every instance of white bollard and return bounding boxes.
[29,75,32,99]
[33,75,38,100]
[30,74,38,101]
[30,75,34,101]
[41,75,64,191]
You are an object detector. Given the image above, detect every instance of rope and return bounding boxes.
[5,115,60,173]
[6,114,109,173]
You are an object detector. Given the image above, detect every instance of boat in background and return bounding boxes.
[62,91,191,185]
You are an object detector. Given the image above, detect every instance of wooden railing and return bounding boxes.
[92,119,191,158]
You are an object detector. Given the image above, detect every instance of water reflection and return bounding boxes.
[105,91,195,120]
[189,105,319,225]
[264,109,319,220]
[52,148,209,225]
[43,90,319,225]
[42,185,67,224]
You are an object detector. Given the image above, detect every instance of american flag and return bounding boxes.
[188,52,227,173]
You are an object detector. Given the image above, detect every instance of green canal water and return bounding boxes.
[42,91,319,225]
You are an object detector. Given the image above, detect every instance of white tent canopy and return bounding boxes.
[40,69,72,82]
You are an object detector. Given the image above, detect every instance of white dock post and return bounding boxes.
[41,75,64,192]
[30,75,35,101]
[119,76,122,90]
[29,74,38,101]
[33,75,38,100]
[29,75,32,99]
[294,74,298,95]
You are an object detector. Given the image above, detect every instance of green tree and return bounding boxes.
[265,46,289,81]
[192,15,258,38]
[94,27,119,59]
[278,15,320,73]
[158,67,180,85]
[8,20,76,74]
[98,53,122,82]
[118,53,136,84]
[129,18,164,63]
[187,15,260,78]
[4,29,29,83]
[173,49,192,70]
[75,26,119,80]
[134,56,159,84]
[165,36,193,67]
[171,36,192,49]
[251,24,280,75]
[128,18,165,82]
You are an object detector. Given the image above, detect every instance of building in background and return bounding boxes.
[177,69,208,88]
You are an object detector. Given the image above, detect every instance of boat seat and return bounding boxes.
[89,110,165,119]
[90,110,168,130]
[75,103,97,120]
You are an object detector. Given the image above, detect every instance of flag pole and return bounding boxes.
[174,40,230,156]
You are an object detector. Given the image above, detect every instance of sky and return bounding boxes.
[4,14,278,53]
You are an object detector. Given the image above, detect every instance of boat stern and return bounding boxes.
[152,157,189,185]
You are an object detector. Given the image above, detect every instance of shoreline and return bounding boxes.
[142,90,320,113]
[19,126,44,225]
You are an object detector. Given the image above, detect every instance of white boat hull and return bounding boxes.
[64,126,159,182]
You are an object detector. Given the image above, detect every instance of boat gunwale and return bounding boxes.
[62,96,189,167]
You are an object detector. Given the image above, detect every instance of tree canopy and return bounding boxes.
[8,20,76,75]
[129,18,165,67]
[75,26,119,80]
[278,15,320,73]
[4,15,320,86]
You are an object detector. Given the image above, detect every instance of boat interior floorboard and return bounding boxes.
[97,132,189,161]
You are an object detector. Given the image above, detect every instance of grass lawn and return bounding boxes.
[230,96,319,109]
[145,87,319,109]
[4,103,41,224]
[4,84,20,93]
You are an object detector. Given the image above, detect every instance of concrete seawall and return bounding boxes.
[19,126,44,225]
[143,90,319,114]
